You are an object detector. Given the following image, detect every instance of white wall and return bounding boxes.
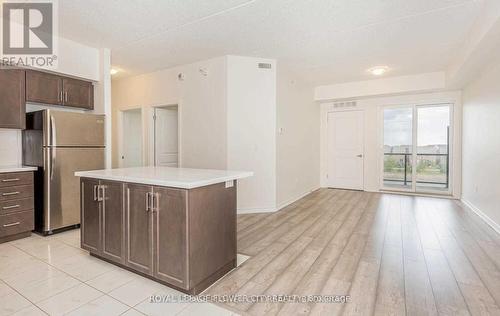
[112,55,285,212]
[320,91,462,198]
[462,56,500,232]
[276,66,320,209]
[111,56,228,170]
[0,130,22,166]
[315,72,446,101]
[226,56,277,212]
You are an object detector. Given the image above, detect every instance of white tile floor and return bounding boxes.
[0,230,246,316]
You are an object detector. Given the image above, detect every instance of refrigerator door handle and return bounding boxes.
[50,115,56,180]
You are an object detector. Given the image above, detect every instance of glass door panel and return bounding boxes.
[416,105,450,192]
[382,107,413,190]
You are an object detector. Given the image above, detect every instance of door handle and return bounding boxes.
[356,154,363,158]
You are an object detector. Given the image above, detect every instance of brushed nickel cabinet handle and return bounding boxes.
[2,205,20,210]
[99,185,106,202]
[3,222,20,227]
[2,178,20,182]
[2,192,20,196]
[145,192,151,212]
[153,193,160,213]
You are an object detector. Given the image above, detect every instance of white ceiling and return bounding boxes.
[59,0,484,84]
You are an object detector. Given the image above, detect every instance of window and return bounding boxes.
[382,104,451,194]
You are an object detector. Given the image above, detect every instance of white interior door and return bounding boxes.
[121,109,143,167]
[154,107,179,167]
[327,110,364,190]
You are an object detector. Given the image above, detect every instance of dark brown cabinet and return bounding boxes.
[81,178,101,253]
[125,184,188,286]
[153,187,187,287]
[101,181,125,263]
[80,179,124,263]
[0,69,26,129]
[125,183,153,275]
[26,70,94,110]
[62,78,94,109]
[80,178,237,295]
[26,71,63,105]
[0,171,34,244]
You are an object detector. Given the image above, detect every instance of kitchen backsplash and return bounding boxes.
[0,129,22,166]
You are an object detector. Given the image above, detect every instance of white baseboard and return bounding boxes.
[237,206,276,214]
[276,186,320,211]
[237,186,320,215]
[461,199,500,235]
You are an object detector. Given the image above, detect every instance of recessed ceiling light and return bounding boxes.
[368,66,389,76]
[110,68,119,75]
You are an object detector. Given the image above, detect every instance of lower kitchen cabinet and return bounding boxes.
[80,179,125,263]
[152,187,187,287]
[81,178,100,252]
[0,171,34,243]
[80,177,237,294]
[125,183,153,275]
[101,181,125,263]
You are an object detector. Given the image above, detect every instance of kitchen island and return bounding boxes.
[75,166,252,295]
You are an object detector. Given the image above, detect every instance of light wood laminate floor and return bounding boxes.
[208,189,500,316]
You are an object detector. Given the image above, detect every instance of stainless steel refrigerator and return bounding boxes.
[23,109,105,235]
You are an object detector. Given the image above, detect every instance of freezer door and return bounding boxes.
[44,110,105,147]
[44,147,105,232]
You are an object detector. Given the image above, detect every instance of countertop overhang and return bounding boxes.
[75,166,253,189]
[0,166,38,173]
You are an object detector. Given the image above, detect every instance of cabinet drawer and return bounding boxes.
[0,210,34,237]
[0,198,34,215]
[0,185,33,201]
[0,172,33,188]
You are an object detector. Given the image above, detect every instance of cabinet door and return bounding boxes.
[81,179,101,253]
[125,184,153,275]
[26,71,62,105]
[0,69,25,129]
[101,181,124,263]
[153,187,187,288]
[63,78,94,110]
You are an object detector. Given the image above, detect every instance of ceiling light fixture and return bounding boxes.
[368,66,389,76]
[110,68,119,75]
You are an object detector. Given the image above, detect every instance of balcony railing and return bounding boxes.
[383,152,449,189]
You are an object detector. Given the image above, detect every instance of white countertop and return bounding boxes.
[75,166,253,189]
[0,166,38,173]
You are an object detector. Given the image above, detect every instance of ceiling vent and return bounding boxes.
[258,63,272,69]
[333,101,357,109]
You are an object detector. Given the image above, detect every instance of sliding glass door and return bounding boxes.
[382,104,451,195]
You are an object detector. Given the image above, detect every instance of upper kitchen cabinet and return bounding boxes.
[62,78,94,109]
[26,70,94,110]
[26,71,63,105]
[0,69,26,129]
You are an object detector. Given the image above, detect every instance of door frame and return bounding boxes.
[326,109,365,190]
[149,104,181,167]
[118,107,145,168]
[379,102,454,195]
